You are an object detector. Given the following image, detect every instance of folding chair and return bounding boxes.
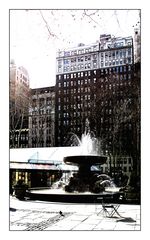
[96,196,122,218]
[101,203,121,217]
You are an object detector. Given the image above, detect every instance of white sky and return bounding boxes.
[10,9,140,88]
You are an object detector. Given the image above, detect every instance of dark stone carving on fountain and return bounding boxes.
[63,155,107,193]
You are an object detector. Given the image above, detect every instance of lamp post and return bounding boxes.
[106,150,112,177]
[109,153,112,177]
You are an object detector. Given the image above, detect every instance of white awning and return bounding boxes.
[10,146,81,163]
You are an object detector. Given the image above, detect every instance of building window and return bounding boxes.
[93,60,97,67]
[128,48,131,55]
[64,59,69,65]
[128,74,131,79]
[93,45,98,51]
[64,51,70,56]
[128,65,131,71]
[85,55,91,61]
[128,57,131,64]
[112,51,115,58]
[120,75,123,80]
[123,50,126,57]
[71,57,76,63]
[93,54,97,60]
[94,78,96,83]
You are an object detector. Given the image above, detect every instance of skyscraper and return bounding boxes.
[55,34,133,144]
[55,34,140,176]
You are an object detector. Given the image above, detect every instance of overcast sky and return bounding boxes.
[10,9,140,88]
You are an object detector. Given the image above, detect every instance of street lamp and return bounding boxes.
[106,150,112,177]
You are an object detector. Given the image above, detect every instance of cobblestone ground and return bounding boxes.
[10,196,141,231]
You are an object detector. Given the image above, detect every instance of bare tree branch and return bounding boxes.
[39,10,59,39]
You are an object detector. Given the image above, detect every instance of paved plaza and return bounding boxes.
[9,196,141,231]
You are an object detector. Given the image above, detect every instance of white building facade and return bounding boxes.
[56,34,133,74]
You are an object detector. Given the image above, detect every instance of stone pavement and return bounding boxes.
[10,196,141,231]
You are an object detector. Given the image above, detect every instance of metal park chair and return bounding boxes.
[99,203,121,217]
[95,194,123,218]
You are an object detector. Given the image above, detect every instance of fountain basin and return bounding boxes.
[28,188,122,203]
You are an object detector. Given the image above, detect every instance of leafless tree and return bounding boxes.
[10,84,29,148]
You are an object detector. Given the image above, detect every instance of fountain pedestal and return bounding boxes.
[63,155,107,193]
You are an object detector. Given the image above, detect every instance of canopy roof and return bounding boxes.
[10,147,103,171]
[10,146,80,163]
[10,147,80,171]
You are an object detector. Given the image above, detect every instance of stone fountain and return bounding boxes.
[62,119,108,193]
[28,119,121,203]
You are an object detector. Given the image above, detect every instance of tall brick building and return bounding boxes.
[29,87,55,148]
[55,34,140,176]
